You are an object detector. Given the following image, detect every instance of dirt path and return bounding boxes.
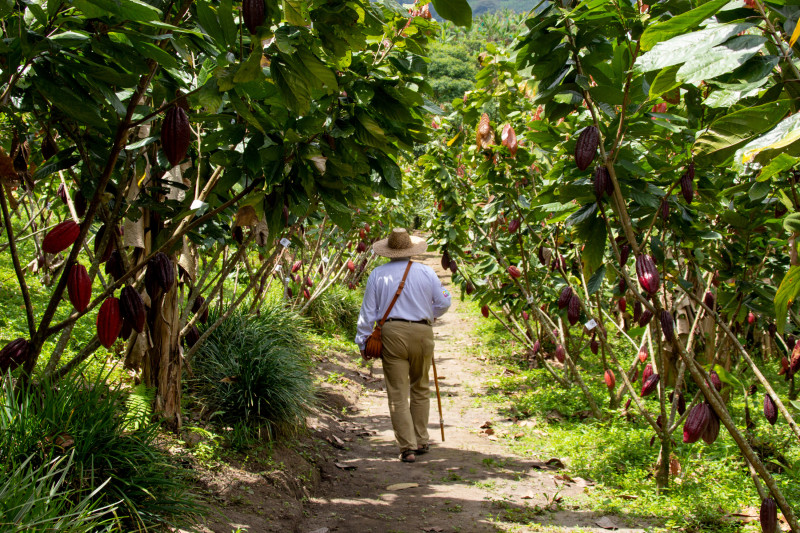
[296,251,649,533]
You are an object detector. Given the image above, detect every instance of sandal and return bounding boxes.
[400,450,416,463]
[415,443,430,455]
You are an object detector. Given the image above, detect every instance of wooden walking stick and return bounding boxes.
[431,355,445,441]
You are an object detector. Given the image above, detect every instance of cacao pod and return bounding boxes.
[347,260,355,272]
[242,0,266,33]
[747,311,756,325]
[119,286,145,334]
[97,297,122,349]
[441,250,450,271]
[465,282,475,295]
[590,338,599,355]
[567,294,580,325]
[508,219,520,233]
[633,301,642,323]
[703,291,715,309]
[145,252,175,298]
[359,228,366,239]
[119,318,132,340]
[191,295,205,313]
[672,390,686,415]
[232,226,243,245]
[660,310,675,342]
[763,394,778,425]
[593,166,611,200]
[285,286,293,298]
[357,241,367,253]
[303,288,311,300]
[0,338,30,373]
[639,309,654,327]
[574,126,600,171]
[532,339,541,354]
[522,310,529,321]
[618,297,626,312]
[185,325,201,348]
[105,251,125,281]
[508,265,522,279]
[555,344,566,363]
[557,286,573,309]
[449,260,457,274]
[481,305,489,318]
[638,347,648,363]
[74,191,87,218]
[635,254,660,296]
[683,402,711,443]
[292,260,302,273]
[42,220,80,254]
[768,323,776,337]
[306,275,313,287]
[604,369,616,389]
[701,407,720,444]
[631,367,639,382]
[643,363,654,382]
[624,398,632,410]
[640,373,659,397]
[679,163,694,204]
[619,244,630,267]
[364,223,371,233]
[779,356,789,376]
[660,197,669,221]
[67,263,91,313]
[162,106,190,167]
[57,183,68,204]
[617,277,626,294]
[94,224,118,263]
[760,498,777,533]
[709,370,722,392]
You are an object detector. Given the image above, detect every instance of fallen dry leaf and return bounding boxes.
[480,420,493,429]
[334,462,356,471]
[386,482,419,491]
[595,516,617,530]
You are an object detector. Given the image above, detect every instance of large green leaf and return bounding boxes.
[735,113,800,169]
[635,23,752,73]
[774,265,800,334]
[677,35,765,84]
[432,0,472,27]
[640,0,730,51]
[74,0,161,22]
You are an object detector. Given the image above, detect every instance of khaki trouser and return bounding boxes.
[381,321,434,452]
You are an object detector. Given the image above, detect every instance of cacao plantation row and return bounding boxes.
[418,1,800,530]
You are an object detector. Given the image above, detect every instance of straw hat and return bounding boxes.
[372,228,428,258]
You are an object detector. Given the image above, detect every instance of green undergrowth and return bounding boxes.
[463,298,800,532]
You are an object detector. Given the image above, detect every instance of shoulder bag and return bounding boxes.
[363,261,413,360]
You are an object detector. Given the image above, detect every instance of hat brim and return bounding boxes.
[372,235,428,258]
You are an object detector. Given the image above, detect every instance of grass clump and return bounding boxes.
[189,300,315,438]
[305,283,363,338]
[0,367,200,531]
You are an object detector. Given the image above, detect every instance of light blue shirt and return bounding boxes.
[355,259,452,349]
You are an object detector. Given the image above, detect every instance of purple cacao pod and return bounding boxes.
[557,286,573,309]
[574,126,600,171]
[683,402,711,443]
[635,254,660,296]
[660,310,675,342]
[0,338,30,373]
[640,373,660,397]
[764,394,778,425]
[567,294,580,325]
[760,497,777,533]
[680,163,694,204]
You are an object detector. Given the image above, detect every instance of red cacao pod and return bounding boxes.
[94,224,119,264]
[747,311,756,324]
[760,497,777,533]
[306,275,313,287]
[359,228,366,239]
[703,291,715,309]
[709,370,722,392]
[42,220,80,254]
[763,394,778,425]
[161,106,190,167]
[633,301,642,323]
[574,126,600,171]
[185,325,201,348]
[701,407,720,444]
[593,166,612,200]
[97,297,122,349]
[639,309,653,327]
[557,286,573,309]
[508,219,520,233]
[292,261,302,273]
[618,297,626,312]
[555,344,566,363]
[242,0,266,33]
[635,254,660,296]
[624,398,632,410]
[364,223,371,233]
[643,363,654,382]
[57,183,68,204]
[683,403,711,443]
[0,338,30,373]
[567,294,580,325]
[590,338,599,355]
[119,286,145,334]
[779,356,789,376]
[679,163,694,204]
[105,251,125,281]
[501,123,518,157]
[357,241,367,253]
[522,311,529,321]
[67,263,91,313]
[619,244,630,267]
[640,373,659,397]
[303,288,311,300]
[532,339,541,354]
[347,260,355,272]
[481,305,489,318]
[508,265,522,279]
[638,347,648,363]
[604,370,616,389]
[660,310,675,342]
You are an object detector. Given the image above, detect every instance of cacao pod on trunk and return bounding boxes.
[683,402,711,443]
[532,339,541,354]
[243,0,266,33]
[145,252,175,298]
[604,370,615,389]
[763,394,778,425]
[97,297,122,349]
[67,263,91,313]
[574,126,600,171]
[0,338,30,373]
[633,301,642,323]
[760,497,777,533]
[94,224,118,264]
[105,251,125,281]
[679,163,694,204]
[42,220,80,254]
[57,183,68,204]
[185,325,201,348]
[619,244,630,266]
[161,106,191,167]
[702,407,720,444]
[640,373,659,397]
[119,318,132,340]
[555,344,566,363]
[567,294,580,325]
[643,363,654,382]
[638,347,648,363]
[119,286,145,333]
[593,166,612,200]
[590,338,599,355]
[291,260,302,273]
[709,370,722,392]
[635,254,660,296]
[557,286,573,309]
[639,309,654,327]
[703,291,715,309]
[660,310,675,342]
[74,191,87,218]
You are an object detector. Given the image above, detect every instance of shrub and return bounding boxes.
[305,283,362,337]
[189,301,315,438]
[0,368,202,530]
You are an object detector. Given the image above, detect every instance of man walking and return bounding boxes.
[355,228,452,463]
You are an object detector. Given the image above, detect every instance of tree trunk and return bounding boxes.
[143,273,182,429]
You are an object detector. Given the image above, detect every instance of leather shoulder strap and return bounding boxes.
[377,261,413,327]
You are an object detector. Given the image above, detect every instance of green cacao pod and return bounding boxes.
[67,263,91,313]
[42,220,80,254]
